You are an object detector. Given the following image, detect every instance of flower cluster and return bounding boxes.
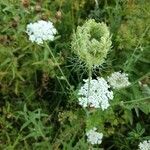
[139,140,150,150]
[86,127,103,145]
[107,71,130,89]
[26,20,57,44]
[71,19,112,68]
[78,77,113,110]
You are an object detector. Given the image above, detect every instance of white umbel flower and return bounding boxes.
[139,140,150,150]
[107,71,130,89]
[78,77,113,110]
[26,20,57,44]
[86,127,103,145]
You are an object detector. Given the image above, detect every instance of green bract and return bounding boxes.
[71,19,112,68]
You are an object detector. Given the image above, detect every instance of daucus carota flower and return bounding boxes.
[86,127,103,145]
[139,140,150,150]
[71,19,112,68]
[107,71,130,89]
[78,77,113,110]
[26,20,57,44]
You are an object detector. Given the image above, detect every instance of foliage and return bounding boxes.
[0,0,150,149]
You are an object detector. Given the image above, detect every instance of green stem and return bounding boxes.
[95,0,99,8]
[45,42,72,89]
[123,96,150,104]
[87,66,92,100]
[84,66,92,118]
[112,96,150,106]
[44,48,49,60]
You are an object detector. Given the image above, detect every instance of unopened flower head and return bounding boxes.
[139,140,150,150]
[107,71,130,89]
[78,77,113,110]
[26,20,57,44]
[86,127,103,145]
[71,19,112,68]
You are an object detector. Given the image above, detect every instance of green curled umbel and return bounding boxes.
[71,19,112,68]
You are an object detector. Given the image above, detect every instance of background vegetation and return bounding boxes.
[0,0,149,149]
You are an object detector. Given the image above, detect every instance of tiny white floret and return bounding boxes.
[86,127,103,145]
[26,20,57,44]
[78,77,113,110]
[107,71,130,89]
[139,140,150,150]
